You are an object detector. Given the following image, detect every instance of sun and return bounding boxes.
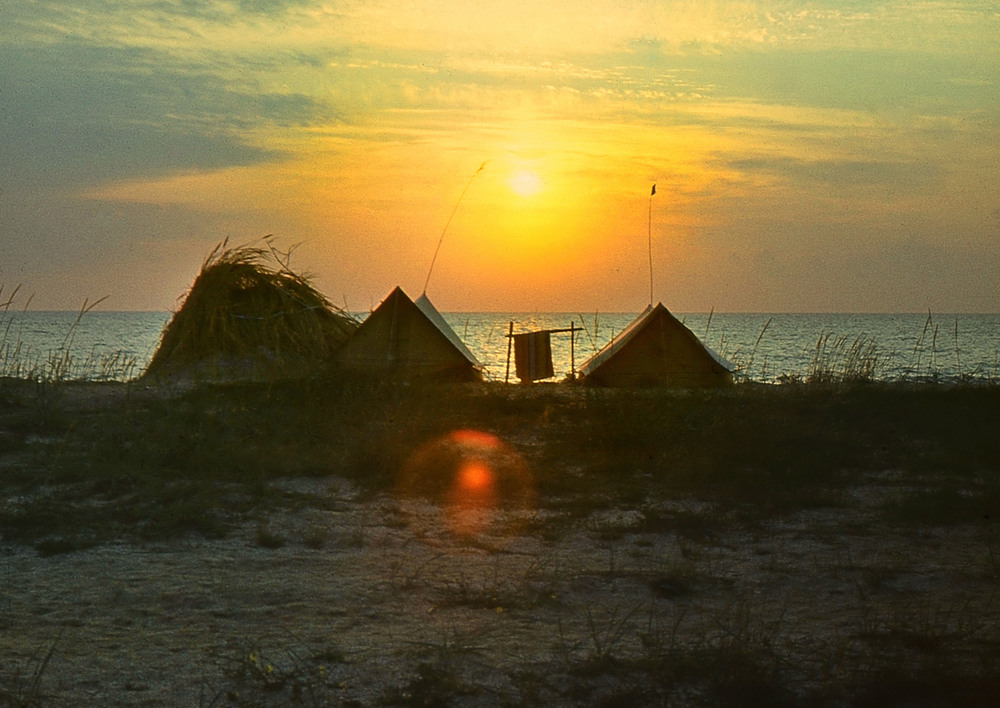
[509,171,543,197]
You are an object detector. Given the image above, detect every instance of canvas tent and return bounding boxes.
[334,286,482,381]
[579,303,733,387]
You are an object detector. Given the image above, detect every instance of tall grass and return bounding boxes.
[912,310,938,377]
[1,288,137,383]
[1,284,29,378]
[711,317,772,382]
[733,313,998,385]
[806,331,891,384]
[4,285,998,386]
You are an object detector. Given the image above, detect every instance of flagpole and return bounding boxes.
[648,184,656,306]
[422,161,487,296]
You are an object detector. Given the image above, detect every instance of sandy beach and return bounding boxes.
[2,380,999,706]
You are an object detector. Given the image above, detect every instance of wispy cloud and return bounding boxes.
[726,156,941,193]
[0,42,321,192]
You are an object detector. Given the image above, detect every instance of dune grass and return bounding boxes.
[1,378,997,548]
[1,289,138,383]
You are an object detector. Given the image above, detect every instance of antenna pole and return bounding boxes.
[648,184,656,306]
[422,161,487,295]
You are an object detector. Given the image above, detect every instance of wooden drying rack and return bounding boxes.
[503,321,582,383]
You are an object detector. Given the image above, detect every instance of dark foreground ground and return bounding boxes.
[1,378,999,706]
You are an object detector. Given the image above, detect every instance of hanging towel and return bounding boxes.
[514,331,554,382]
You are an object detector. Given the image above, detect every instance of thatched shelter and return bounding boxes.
[143,239,357,381]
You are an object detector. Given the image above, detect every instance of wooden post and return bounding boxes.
[504,321,513,384]
[570,320,575,380]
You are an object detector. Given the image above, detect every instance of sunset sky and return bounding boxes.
[2,1,998,313]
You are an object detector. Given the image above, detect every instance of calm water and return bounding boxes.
[2,310,998,383]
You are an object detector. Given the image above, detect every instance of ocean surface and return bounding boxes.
[2,310,998,383]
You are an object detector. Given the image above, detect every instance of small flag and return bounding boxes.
[651,184,656,196]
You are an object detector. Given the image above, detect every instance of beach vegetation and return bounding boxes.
[2,380,998,549]
[0,632,60,708]
[1,302,999,705]
[1,288,138,383]
[806,331,891,384]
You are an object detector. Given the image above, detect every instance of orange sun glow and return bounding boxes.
[509,171,543,197]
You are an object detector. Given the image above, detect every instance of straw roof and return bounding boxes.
[143,239,357,381]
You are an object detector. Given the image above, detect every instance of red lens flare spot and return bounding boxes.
[458,460,494,493]
[399,429,534,541]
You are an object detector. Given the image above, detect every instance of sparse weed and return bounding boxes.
[0,632,60,708]
[254,520,286,549]
[388,546,448,590]
[439,557,559,613]
[2,368,1000,705]
[301,512,331,549]
[222,638,347,707]
[583,601,644,665]
[984,531,1000,581]
[389,659,480,707]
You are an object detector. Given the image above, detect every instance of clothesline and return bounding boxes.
[504,321,582,384]
[504,326,580,337]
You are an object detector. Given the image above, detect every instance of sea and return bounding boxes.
[1,310,998,384]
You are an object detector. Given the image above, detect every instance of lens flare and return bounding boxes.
[399,429,534,540]
[458,460,494,493]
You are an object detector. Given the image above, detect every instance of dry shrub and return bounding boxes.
[143,238,357,381]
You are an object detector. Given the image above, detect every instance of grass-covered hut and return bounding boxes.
[143,239,357,382]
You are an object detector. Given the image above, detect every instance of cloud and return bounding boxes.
[684,47,997,115]
[725,156,941,193]
[2,0,997,311]
[0,40,330,193]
